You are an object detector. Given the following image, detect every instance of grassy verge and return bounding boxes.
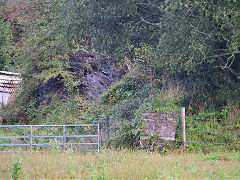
[0,149,240,179]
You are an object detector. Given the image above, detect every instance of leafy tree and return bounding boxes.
[153,0,240,108]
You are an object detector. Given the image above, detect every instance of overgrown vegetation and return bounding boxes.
[0,0,239,152]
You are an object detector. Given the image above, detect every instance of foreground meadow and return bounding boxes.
[0,149,240,179]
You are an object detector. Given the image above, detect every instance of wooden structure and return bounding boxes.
[0,71,22,108]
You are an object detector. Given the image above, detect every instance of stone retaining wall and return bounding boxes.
[142,110,177,141]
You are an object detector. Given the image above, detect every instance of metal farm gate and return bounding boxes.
[0,124,99,152]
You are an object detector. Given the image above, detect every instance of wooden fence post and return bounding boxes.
[181,107,186,150]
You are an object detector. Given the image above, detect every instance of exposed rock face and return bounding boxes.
[37,50,121,105]
[37,74,65,106]
[70,50,120,99]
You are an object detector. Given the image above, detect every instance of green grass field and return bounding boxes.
[1,149,240,179]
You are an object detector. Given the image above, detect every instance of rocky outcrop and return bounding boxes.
[37,50,122,106]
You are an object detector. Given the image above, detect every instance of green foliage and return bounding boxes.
[98,76,149,146]
[100,78,140,105]
[0,126,30,151]
[59,0,240,111]
[192,107,229,120]
[158,0,240,109]
[200,152,240,161]
[12,159,23,180]
[98,72,185,147]
[29,96,94,125]
[0,0,85,125]
[6,0,79,87]
[97,163,108,180]
[185,117,239,152]
[61,0,239,79]
[0,18,14,70]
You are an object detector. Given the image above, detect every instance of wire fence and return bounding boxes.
[184,115,240,151]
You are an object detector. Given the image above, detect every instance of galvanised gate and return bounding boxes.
[0,124,99,152]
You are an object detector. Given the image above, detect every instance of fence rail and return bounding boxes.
[0,124,100,153]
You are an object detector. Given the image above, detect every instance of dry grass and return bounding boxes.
[0,149,240,179]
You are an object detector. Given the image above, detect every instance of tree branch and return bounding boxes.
[209,51,239,58]
[139,16,161,26]
[136,3,161,10]
[215,51,239,69]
